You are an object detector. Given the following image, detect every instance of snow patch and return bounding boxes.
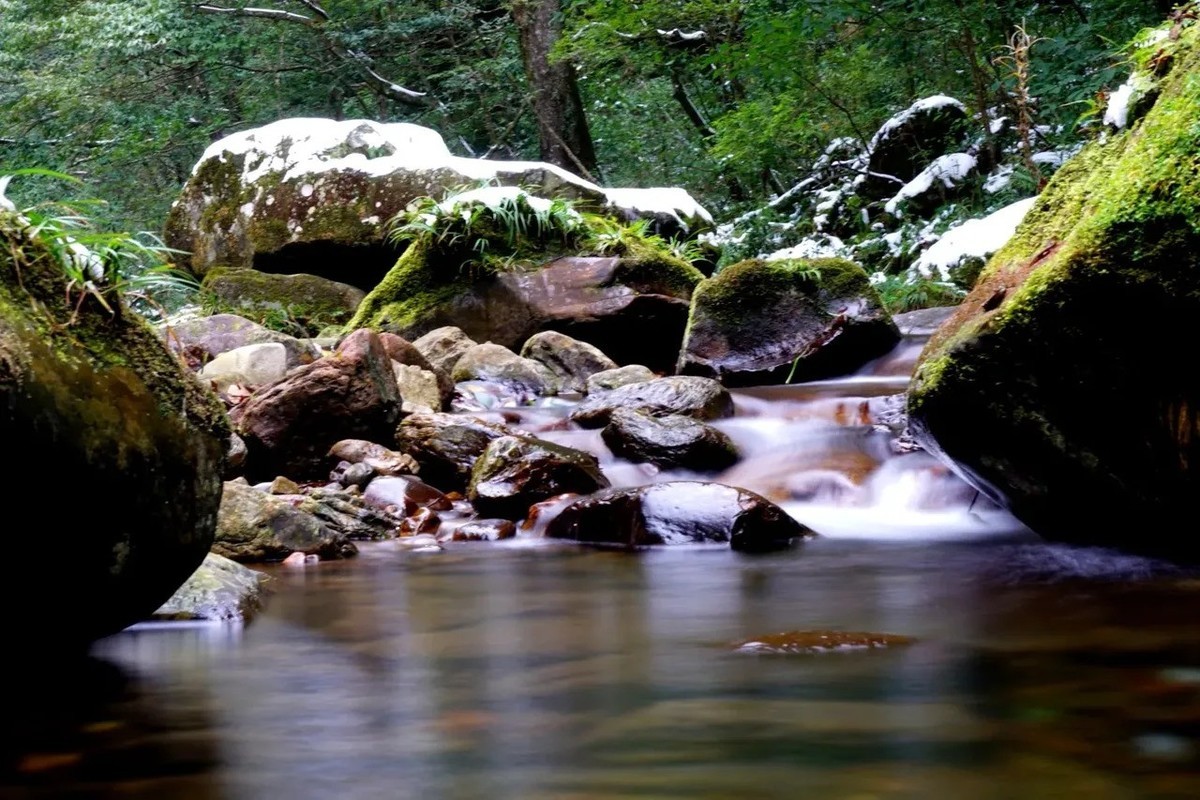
[884,153,976,216]
[765,235,846,262]
[983,166,1014,194]
[912,197,1036,279]
[605,187,714,228]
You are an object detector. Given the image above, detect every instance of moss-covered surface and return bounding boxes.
[0,211,230,645]
[201,267,366,335]
[680,257,898,385]
[909,17,1200,556]
[345,239,476,335]
[609,240,705,298]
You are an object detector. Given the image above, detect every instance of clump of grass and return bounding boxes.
[2,169,198,321]
[872,272,966,314]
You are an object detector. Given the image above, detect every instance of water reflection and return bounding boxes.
[4,540,1200,798]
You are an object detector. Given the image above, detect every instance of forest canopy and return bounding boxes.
[0,0,1171,231]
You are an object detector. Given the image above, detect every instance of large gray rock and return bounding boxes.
[679,258,900,386]
[520,331,617,394]
[198,342,288,389]
[547,482,809,551]
[161,313,320,369]
[452,343,554,396]
[237,329,401,481]
[468,435,610,520]
[152,553,269,622]
[601,409,739,471]
[585,364,655,395]
[412,326,478,376]
[214,481,356,562]
[0,212,230,647]
[394,412,513,492]
[570,376,734,428]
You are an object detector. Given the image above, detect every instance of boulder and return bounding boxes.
[570,376,734,428]
[412,326,478,376]
[349,252,703,373]
[200,269,366,332]
[546,482,808,551]
[152,553,269,622]
[451,342,554,396]
[198,342,288,388]
[237,329,401,480]
[862,95,970,199]
[0,211,229,646]
[394,412,513,492]
[679,257,900,386]
[601,409,739,471]
[214,481,356,562]
[161,313,320,369]
[520,331,618,394]
[165,118,711,290]
[586,364,656,394]
[394,364,446,413]
[298,486,401,540]
[468,435,610,520]
[908,20,1200,558]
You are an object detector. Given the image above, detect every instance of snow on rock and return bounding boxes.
[765,235,846,262]
[912,197,1036,279]
[884,153,977,216]
[869,95,965,152]
[1103,77,1137,129]
[438,186,578,221]
[604,186,714,229]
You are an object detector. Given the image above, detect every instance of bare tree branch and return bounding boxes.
[194,4,316,25]
[194,2,428,106]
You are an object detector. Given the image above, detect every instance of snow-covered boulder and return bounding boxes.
[861,95,970,199]
[165,119,711,289]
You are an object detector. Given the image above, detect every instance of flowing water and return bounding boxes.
[7,326,1200,799]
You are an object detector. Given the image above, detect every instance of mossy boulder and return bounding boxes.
[152,553,269,622]
[201,269,366,333]
[165,118,710,291]
[909,18,1200,558]
[214,481,356,562]
[349,250,704,373]
[679,257,899,385]
[0,212,229,647]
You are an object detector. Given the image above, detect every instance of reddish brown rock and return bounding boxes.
[238,329,401,480]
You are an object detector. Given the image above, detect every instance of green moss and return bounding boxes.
[346,240,474,333]
[695,257,872,326]
[610,240,705,298]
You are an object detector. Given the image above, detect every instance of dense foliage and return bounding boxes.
[0,0,1169,233]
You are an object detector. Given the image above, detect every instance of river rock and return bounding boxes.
[0,212,229,647]
[394,363,446,413]
[602,409,739,471]
[363,475,453,515]
[520,331,618,394]
[299,486,401,540]
[570,376,734,428]
[586,364,656,394]
[200,269,366,332]
[198,342,288,388]
[451,342,554,396]
[327,439,418,477]
[412,326,478,375]
[160,313,321,369]
[547,482,809,551]
[394,412,513,491]
[381,331,454,405]
[679,257,900,386]
[444,519,517,542]
[350,253,703,373]
[909,21,1200,559]
[330,460,375,489]
[152,553,269,623]
[214,481,356,562]
[238,329,401,480]
[468,435,610,520]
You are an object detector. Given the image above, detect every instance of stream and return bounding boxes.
[7,323,1200,798]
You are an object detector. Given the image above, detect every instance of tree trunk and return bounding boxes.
[510,0,599,180]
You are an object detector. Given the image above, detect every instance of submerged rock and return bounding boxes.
[469,435,610,520]
[0,211,229,646]
[601,409,739,471]
[237,329,401,480]
[909,19,1200,559]
[394,412,512,492]
[570,376,734,428]
[520,331,618,394]
[152,553,269,623]
[214,481,356,562]
[546,482,809,551]
[733,631,916,654]
[679,257,899,386]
